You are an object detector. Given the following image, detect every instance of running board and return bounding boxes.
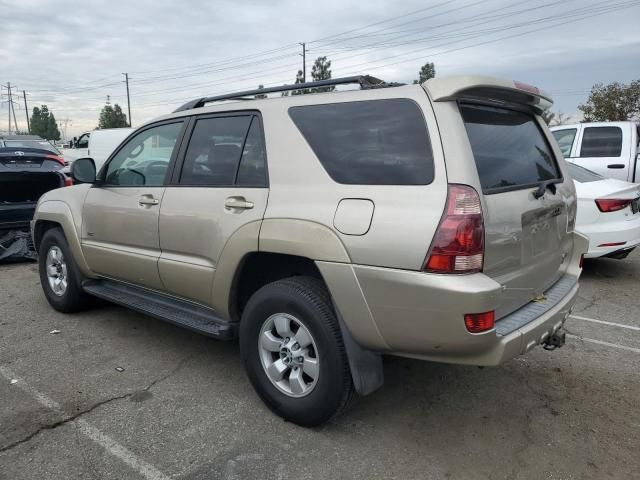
[82,279,237,339]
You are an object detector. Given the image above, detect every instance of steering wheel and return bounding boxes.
[129,143,145,159]
[144,160,168,173]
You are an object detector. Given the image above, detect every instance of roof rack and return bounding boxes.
[173,75,404,112]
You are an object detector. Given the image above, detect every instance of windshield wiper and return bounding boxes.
[532,180,557,199]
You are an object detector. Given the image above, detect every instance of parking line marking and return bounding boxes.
[0,366,171,480]
[569,314,640,332]
[567,335,640,354]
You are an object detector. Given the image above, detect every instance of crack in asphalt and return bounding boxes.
[0,391,132,454]
[0,350,203,455]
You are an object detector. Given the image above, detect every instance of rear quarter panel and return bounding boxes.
[259,85,447,270]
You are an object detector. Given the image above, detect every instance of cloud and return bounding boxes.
[1,0,639,136]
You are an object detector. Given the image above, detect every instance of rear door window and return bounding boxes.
[461,104,561,193]
[289,99,434,185]
[552,128,577,157]
[180,116,252,186]
[579,127,623,157]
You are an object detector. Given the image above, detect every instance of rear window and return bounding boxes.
[4,140,59,154]
[461,104,561,193]
[580,127,623,157]
[288,99,434,185]
[567,162,603,183]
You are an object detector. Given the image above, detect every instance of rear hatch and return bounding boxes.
[459,102,574,318]
[0,149,66,228]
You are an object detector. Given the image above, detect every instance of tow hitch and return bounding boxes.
[543,330,566,351]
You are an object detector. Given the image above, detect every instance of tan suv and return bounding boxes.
[32,75,588,426]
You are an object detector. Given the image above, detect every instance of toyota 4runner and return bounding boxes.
[32,75,588,426]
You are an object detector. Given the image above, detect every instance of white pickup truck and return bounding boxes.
[61,128,134,173]
[551,121,639,183]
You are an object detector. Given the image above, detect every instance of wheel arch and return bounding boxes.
[32,201,93,277]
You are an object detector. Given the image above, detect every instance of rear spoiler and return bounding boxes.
[423,75,552,114]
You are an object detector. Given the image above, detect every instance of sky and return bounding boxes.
[1,0,639,138]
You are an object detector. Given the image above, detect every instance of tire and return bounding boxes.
[240,276,355,427]
[38,227,91,313]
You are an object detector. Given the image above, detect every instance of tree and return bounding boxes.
[413,62,436,84]
[578,80,640,122]
[541,110,569,126]
[46,112,61,141]
[291,70,308,95]
[541,110,555,125]
[98,103,128,129]
[310,56,334,93]
[30,106,44,137]
[29,105,60,140]
[255,85,267,99]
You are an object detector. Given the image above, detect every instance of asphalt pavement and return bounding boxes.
[1,252,639,480]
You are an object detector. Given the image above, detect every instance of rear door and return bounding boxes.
[157,113,268,306]
[460,103,574,317]
[573,125,630,181]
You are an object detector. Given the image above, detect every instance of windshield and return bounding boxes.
[3,140,60,154]
[552,128,577,157]
[567,162,604,183]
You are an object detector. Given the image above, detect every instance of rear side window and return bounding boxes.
[567,162,603,183]
[552,128,577,157]
[461,104,561,193]
[236,117,268,186]
[289,99,434,185]
[580,127,623,157]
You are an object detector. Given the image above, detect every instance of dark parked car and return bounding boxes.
[0,135,69,261]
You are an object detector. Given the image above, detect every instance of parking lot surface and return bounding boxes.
[1,253,639,480]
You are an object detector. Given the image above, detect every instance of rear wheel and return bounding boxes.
[38,228,91,312]
[240,276,354,427]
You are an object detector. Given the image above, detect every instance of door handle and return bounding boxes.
[225,196,254,210]
[139,195,159,206]
[607,164,625,169]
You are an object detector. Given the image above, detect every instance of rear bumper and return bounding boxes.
[579,218,640,258]
[316,234,586,367]
[0,202,36,229]
[352,266,578,366]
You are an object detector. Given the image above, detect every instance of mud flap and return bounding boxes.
[0,230,36,262]
[335,311,384,396]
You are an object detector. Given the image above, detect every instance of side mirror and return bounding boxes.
[71,157,97,184]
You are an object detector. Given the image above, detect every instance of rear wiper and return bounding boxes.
[532,180,557,199]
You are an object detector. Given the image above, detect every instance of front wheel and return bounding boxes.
[38,228,91,313]
[240,276,354,427]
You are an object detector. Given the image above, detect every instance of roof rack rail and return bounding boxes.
[173,75,404,112]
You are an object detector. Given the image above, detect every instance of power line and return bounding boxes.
[131,0,639,110]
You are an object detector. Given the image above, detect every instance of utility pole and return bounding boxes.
[23,90,30,133]
[9,85,18,133]
[7,82,11,134]
[123,72,131,127]
[299,43,308,82]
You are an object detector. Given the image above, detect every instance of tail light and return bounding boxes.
[425,184,484,274]
[64,176,73,187]
[579,254,584,269]
[595,198,633,212]
[46,154,66,167]
[464,311,495,333]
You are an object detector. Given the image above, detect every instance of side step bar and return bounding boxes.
[82,279,237,340]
